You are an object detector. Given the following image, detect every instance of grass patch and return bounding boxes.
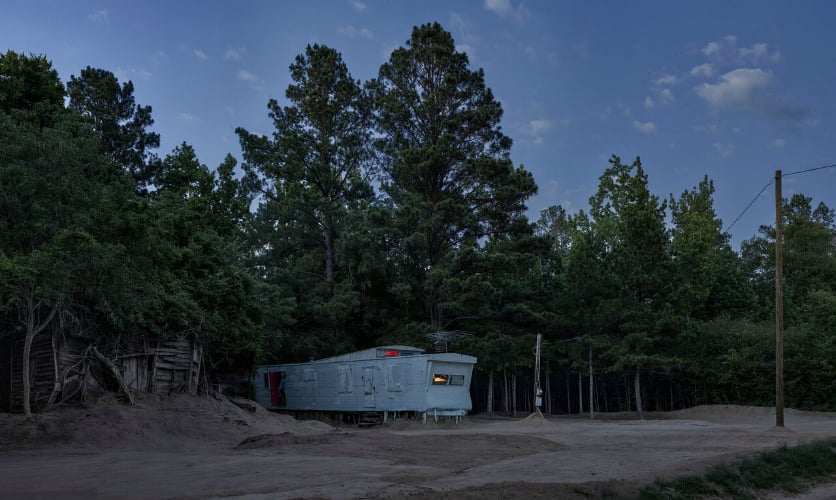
[640,439,836,499]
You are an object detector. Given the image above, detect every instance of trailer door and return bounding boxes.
[362,366,375,407]
[268,371,286,407]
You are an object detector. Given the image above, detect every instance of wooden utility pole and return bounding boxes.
[775,169,785,428]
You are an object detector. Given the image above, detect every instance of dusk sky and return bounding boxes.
[4,0,835,248]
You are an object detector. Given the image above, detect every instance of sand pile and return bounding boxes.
[0,392,333,451]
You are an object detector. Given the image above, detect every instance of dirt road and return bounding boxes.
[1,396,834,499]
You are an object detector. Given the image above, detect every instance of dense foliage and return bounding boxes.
[1,23,834,415]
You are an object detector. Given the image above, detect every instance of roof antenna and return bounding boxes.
[424,330,472,353]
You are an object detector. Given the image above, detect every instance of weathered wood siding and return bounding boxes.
[118,339,202,396]
[0,332,83,413]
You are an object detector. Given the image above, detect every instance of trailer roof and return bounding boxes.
[317,345,425,363]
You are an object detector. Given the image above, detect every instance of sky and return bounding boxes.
[3,0,835,248]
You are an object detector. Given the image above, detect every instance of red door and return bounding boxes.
[269,372,280,406]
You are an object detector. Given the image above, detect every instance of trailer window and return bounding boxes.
[432,374,449,385]
[449,374,465,386]
[387,364,404,391]
[303,368,317,382]
[337,365,352,393]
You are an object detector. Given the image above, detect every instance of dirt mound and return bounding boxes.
[0,392,333,451]
[235,431,350,449]
[382,415,473,430]
[670,405,836,424]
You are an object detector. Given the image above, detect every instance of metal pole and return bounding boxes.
[775,169,785,428]
[588,342,594,419]
[533,333,543,417]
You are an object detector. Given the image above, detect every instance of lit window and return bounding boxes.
[432,374,449,385]
[449,374,465,386]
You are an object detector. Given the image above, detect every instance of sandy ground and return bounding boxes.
[1,395,835,499]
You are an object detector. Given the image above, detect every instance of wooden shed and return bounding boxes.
[119,339,202,396]
[0,332,202,413]
[0,331,87,413]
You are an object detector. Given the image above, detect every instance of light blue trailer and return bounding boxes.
[253,345,476,422]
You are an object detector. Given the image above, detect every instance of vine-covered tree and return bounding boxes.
[0,107,132,415]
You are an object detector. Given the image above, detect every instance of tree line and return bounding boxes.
[1,23,834,415]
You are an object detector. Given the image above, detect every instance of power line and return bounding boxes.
[783,163,836,177]
[723,180,773,234]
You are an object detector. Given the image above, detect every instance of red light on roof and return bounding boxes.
[384,350,400,357]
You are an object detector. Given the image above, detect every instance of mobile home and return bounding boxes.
[253,345,476,422]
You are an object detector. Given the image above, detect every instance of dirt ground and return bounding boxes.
[1,394,835,499]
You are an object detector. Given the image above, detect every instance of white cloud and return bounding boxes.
[350,0,367,11]
[655,74,678,86]
[633,120,657,134]
[739,42,781,63]
[693,43,807,125]
[690,63,713,78]
[740,43,768,61]
[527,118,554,145]
[151,50,168,65]
[114,67,152,82]
[225,49,242,61]
[597,106,612,121]
[701,36,781,64]
[772,138,786,148]
[193,49,208,61]
[692,124,718,134]
[179,112,200,123]
[695,68,771,107]
[529,119,553,135]
[237,69,260,82]
[456,43,476,59]
[546,52,558,65]
[702,41,722,57]
[713,142,735,157]
[450,13,479,62]
[337,25,373,39]
[450,12,473,35]
[484,0,530,22]
[643,88,673,110]
[88,9,109,23]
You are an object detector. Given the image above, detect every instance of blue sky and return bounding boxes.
[4,0,835,247]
